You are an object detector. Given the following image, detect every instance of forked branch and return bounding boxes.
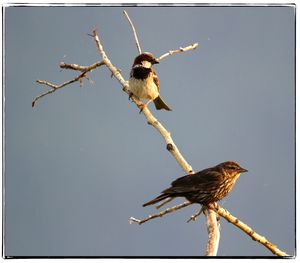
[33,61,105,107]
[130,201,288,256]
[207,203,288,257]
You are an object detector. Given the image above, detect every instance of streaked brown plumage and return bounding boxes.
[128,52,171,111]
[143,161,248,207]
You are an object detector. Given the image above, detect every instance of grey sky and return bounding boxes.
[4,5,295,257]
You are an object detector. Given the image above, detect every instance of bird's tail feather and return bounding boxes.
[153,96,172,111]
[143,193,170,207]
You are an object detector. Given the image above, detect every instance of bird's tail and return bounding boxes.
[143,193,170,207]
[153,96,172,111]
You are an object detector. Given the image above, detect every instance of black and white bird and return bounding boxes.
[128,52,172,111]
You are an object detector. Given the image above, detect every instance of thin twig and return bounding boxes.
[59,60,105,72]
[155,197,175,209]
[33,60,105,107]
[129,201,192,225]
[187,206,205,223]
[33,71,87,107]
[123,10,142,55]
[208,203,289,257]
[158,43,199,61]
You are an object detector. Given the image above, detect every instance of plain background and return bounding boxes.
[4,5,295,257]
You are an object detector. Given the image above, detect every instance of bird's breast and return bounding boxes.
[131,66,152,80]
[129,73,159,100]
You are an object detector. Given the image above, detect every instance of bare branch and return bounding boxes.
[33,60,105,107]
[123,10,142,55]
[36,79,58,90]
[208,203,289,257]
[59,60,105,72]
[155,197,175,209]
[33,71,87,107]
[131,196,288,256]
[205,209,220,256]
[187,206,205,223]
[158,42,199,61]
[92,29,130,90]
[129,201,192,225]
[32,82,57,108]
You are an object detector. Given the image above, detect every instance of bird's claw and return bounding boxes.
[138,103,146,113]
[128,92,134,101]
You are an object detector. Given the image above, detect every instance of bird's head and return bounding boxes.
[132,52,160,68]
[218,161,248,177]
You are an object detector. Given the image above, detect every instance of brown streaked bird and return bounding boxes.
[143,161,248,207]
[128,52,172,111]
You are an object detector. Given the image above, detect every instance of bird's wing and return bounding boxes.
[163,168,222,194]
[152,68,160,92]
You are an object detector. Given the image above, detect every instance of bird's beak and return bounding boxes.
[152,58,160,64]
[239,167,248,173]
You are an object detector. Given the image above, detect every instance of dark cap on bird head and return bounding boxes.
[133,52,160,66]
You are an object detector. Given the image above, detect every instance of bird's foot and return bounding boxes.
[138,103,146,113]
[128,92,134,101]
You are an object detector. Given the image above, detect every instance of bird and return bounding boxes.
[128,52,172,111]
[143,161,248,207]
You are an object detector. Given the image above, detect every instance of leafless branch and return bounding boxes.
[205,209,220,256]
[130,198,288,256]
[129,201,192,225]
[123,10,142,55]
[33,71,86,107]
[187,206,205,223]
[155,197,175,209]
[33,60,105,107]
[158,42,199,61]
[208,203,288,257]
[59,60,105,72]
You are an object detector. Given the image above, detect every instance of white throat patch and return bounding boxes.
[141,61,152,68]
